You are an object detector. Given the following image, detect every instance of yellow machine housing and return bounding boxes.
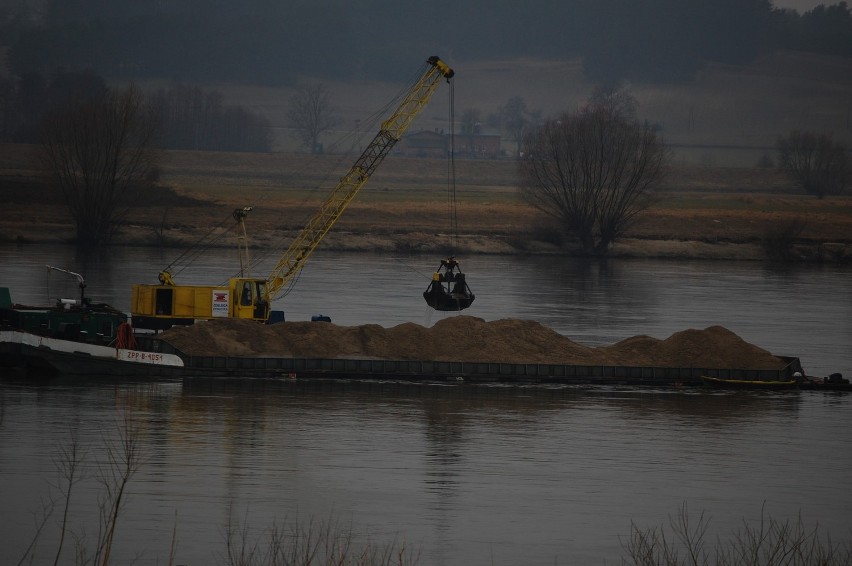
[131,278,269,331]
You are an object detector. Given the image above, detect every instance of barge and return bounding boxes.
[3,324,843,390]
[1,275,183,377]
[2,275,843,390]
[132,335,809,387]
[0,330,184,377]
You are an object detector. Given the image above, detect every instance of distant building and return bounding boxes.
[398,130,502,159]
[454,133,502,159]
[398,130,447,158]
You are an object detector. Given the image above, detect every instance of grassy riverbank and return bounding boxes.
[1,143,851,261]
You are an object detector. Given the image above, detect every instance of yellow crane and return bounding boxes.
[131,56,457,330]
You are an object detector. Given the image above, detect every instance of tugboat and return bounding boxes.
[798,372,850,391]
[0,266,183,377]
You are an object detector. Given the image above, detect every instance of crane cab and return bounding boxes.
[130,277,270,331]
[233,279,270,320]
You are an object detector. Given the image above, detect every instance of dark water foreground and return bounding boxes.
[1,378,851,565]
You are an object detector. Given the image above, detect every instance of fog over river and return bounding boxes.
[1,245,850,565]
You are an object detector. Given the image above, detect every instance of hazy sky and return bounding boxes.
[773,0,830,10]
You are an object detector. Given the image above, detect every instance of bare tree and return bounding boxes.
[777,130,850,199]
[588,82,638,120]
[623,502,852,566]
[13,432,85,566]
[288,83,337,154]
[37,83,160,247]
[224,510,420,566]
[494,96,540,156]
[0,77,17,141]
[52,432,86,566]
[147,83,271,152]
[459,108,482,135]
[518,105,668,256]
[94,410,142,566]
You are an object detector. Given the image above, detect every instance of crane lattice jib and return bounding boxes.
[265,56,454,300]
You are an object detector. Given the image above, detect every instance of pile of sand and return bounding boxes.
[598,326,787,369]
[157,316,787,370]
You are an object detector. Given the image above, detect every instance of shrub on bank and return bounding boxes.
[622,503,852,566]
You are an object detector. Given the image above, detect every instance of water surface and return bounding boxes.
[1,245,850,565]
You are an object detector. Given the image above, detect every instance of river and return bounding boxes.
[1,245,851,565]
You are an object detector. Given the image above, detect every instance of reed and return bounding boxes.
[622,502,852,566]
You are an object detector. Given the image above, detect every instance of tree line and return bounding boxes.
[22,74,851,252]
[0,70,271,152]
[1,1,851,86]
[4,2,847,252]
[517,85,848,257]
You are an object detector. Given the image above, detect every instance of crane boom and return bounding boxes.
[266,56,454,299]
[130,56,454,330]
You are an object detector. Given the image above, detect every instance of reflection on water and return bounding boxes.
[2,379,850,566]
[2,245,852,565]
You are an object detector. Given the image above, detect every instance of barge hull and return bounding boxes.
[0,330,184,378]
[175,353,803,387]
[2,332,808,388]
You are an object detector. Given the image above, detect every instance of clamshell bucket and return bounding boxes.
[423,257,475,311]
